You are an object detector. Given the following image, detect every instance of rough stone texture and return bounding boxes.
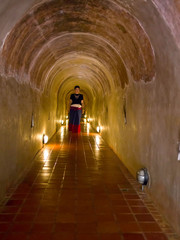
[1,0,155,91]
[0,0,180,236]
[152,0,180,49]
[0,0,37,49]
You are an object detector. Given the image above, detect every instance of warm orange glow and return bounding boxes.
[66,119,69,126]
[47,144,61,150]
[81,132,97,136]
[43,149,49,163]
[42,166,50,171]
[87,123,90,134]
[95,135,100,150]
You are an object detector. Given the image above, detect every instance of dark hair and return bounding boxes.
[74,85,80,89]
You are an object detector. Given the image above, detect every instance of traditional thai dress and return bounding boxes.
[69,94,83,133]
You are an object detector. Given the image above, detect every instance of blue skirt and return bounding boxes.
[69,106,82,133]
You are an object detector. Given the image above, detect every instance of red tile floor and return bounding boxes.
[0,123,180,240]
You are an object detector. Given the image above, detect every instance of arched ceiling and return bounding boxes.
[1,0,156,95]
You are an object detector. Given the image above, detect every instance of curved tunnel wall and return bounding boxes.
[0,0,180,234]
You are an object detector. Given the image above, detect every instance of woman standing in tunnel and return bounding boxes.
[68,86,84,133]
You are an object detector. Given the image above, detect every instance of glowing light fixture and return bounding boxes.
[66,116,68,119]
[84,115,87,118]
[97,126,100,133]
[87,118,90,123]
[43,134,48,144]
[136,168,149,191]
[61,120,64,125]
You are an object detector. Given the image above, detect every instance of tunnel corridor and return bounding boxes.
[0,0,180,238]
[0,124,178,240]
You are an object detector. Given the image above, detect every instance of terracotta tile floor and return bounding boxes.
[0,123,180,240]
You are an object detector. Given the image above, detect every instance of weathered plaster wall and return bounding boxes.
[0,75,57,201]
[90,2,180,233]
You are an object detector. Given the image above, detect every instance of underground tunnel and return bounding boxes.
[0,0,180,239]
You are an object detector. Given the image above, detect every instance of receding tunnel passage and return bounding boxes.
[0,126,178,240]
[0,0,180,239]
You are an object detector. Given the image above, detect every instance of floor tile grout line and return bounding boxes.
[26,143,58,238]
[80,130,101,240]
[0,146,48,208]
[80,131,89,169]
[28,132,62,236]
[1,144,56,239]
[116,165,177,240]
[1,125,180,240]
[119,184,149,240]
[128,179,177,238]
[46,136,65,235]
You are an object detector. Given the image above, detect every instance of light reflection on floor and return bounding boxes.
[43,149,49,163]
[0,123,178,240]
[60,126,65,142]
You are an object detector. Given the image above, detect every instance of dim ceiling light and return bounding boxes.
[43,134,48,144]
